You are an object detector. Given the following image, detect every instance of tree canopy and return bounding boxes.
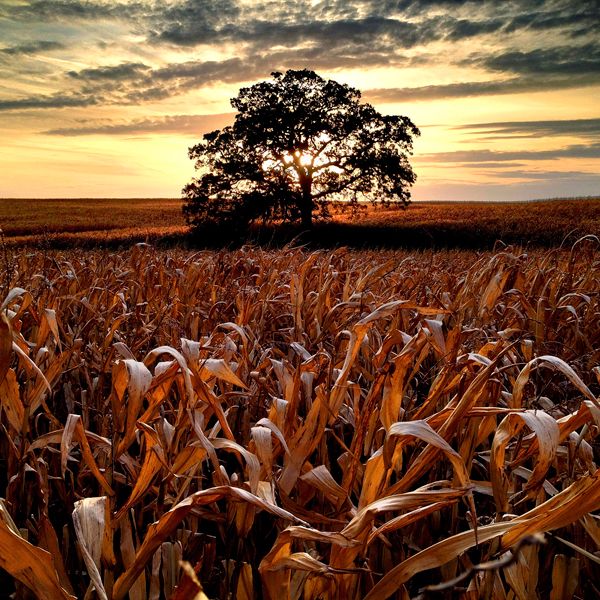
[183,69,420,230]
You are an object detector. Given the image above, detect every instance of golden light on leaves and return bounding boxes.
[0,241,599,598]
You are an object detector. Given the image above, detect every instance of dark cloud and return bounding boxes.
[149,0,240,45]
[59,49,404,108]
[151,58,248,82]
[148,47,400,86]
[2,52,292,111]
[387,0,598,26]
[365,73,598,102]
[94,57,262,105]
[0,40,65,56]
[1,0,137,21]
[44,113,234,135]
[68,62,151,80]
[418,143,600,163]
[1,0,234,34]
[478,43,600,76]
[5,0,597,46]
[0,94,97,111]
[458,118,600,140]
[154,11,580,55]
[152,0,600,49]
[155,15,443,50]
[2,0,598,112]
[503,10,600,38]
[21,44,598,113]
[442,17,506,41]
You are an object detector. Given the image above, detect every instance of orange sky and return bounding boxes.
[0,0,598,201]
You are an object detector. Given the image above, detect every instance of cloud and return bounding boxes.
[1,0,135,21]
[458,162,528,169]
[0,0,235,36]
[417,143,600,163]
[0,40,65,56]
[478,43,600,76]
[152,0,600,49]
[147,48,401,86]
[365,73,599,102]
[458,118,600,140]
[393,0,599,30]
[2,0,599,113]
[68,62,151,80]
[52,57,261,108]
[485,169,600,180]
[8,51,596,114]
[442,17,506,41]
[154,11,573,54]
[0,94,97,110]
[149,0,240,45]
[58,49,406,108]
[44,113,234,136]
[155,14,445,51]
[5,0,597,46]
[503,12,598,38]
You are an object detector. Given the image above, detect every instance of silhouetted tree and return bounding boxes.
[183,69,419,231]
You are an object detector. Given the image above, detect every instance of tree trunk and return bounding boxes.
[300,178,313,229]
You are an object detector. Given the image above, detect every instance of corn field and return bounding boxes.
[1,240,599,599]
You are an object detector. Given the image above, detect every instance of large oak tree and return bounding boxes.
[183,69,419,230]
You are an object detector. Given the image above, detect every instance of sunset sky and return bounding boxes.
[0,0,598,201]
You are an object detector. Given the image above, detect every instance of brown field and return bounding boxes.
[323,198,600,249]
[1,242,599,598]
[351,197,600,237]
[1,197,598,248]
[0,197,186,246]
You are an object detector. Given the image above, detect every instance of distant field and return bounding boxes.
[0,197,598,248]
[0,197,185,245]
[333,197,600,248]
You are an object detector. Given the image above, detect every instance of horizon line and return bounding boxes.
[0,196,598,203]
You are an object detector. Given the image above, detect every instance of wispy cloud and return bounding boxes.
[44,113,234,136]
[486,169,599,180]
[458,118,600,140]
[472,43,600,76]
[0,40,65,56]
[67,61,151,80]
[418,143,600,163]
[365,75,597,103]
[0,94,97,110]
